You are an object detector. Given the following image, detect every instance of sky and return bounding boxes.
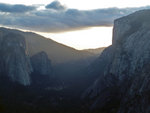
[0,0,150,49]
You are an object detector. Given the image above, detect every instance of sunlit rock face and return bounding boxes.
[0,32,32,86]
[83,9,150,113]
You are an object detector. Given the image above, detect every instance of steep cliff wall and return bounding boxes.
[0,32,32,85]
[31,51,52,76]
[84,9,150,113]
[0,31,53,86]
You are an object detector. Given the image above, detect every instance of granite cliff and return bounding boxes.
[0,31,53,86]
[31,51,52,76]
[83,9,150,113]
[0,32,32,85]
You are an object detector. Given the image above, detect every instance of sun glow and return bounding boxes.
[40,27,113,50]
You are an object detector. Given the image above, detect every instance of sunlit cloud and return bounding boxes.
[0,1,150,33]
[45,1,66,11]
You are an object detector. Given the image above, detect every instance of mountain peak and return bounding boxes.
[113,9,150,44]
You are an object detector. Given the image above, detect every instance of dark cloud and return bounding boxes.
[0,3,36,13]
[46,1,66,10]
[0,2,150,32]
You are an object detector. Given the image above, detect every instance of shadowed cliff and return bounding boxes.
[83,9,150,113]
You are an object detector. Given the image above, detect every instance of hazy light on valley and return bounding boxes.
[40,27,113,50]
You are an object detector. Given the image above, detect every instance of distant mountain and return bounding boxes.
[0,27,95,65]
[0,27,105,87]
[83,9,150,113]
[82,47,105,55]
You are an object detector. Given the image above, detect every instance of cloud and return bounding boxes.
[45,1,66,11]
[0,1,150,32]
[0,3,36,13]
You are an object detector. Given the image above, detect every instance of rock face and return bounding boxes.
[0,30,53,86]
[0,32,32,86]
[83,9,150,113]
[31,51,52,76]
[30,51,53,86]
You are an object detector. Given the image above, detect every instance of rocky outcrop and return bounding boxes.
[30,51,53,87]
[0,32,32,86]
[83,9,150,113]
[31,51,52,76]
[0,31,54,86]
